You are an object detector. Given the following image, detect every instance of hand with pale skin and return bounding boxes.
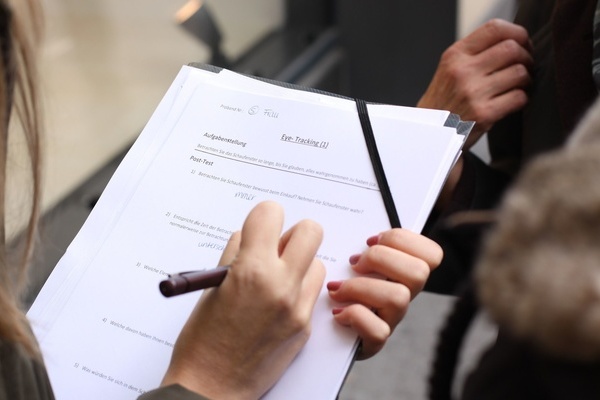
[328,228,443,359]
[161,201,326,400]
[418,18,533,149]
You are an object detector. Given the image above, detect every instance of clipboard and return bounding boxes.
[27,62,472,400]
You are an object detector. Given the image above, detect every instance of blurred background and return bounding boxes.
[25,1,514,398]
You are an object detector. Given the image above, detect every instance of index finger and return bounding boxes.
[237,201,285,261]
[459,19,530,55]
[375,229,443,269]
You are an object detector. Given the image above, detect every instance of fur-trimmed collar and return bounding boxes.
[476,96,600,361]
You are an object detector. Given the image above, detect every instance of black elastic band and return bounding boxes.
[355,99,401,228]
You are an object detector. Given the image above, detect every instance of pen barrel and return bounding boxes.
[186,268,228,291]
[159,267,229,297]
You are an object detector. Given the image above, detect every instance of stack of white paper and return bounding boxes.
[27,65,468,400]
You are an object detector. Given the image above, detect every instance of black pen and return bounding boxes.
[159,266,230,297]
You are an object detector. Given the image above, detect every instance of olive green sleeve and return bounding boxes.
[138,384,211,400]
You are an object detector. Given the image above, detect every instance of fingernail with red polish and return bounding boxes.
[348,254,360,265]
[327,281,343,292]
[366,234,380,246]
[332,307,344,315]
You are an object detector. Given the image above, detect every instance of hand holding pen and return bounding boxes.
[160,201,326,399]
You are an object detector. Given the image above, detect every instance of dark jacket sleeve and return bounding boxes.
[139,384,210,400]
[423,151,511,294]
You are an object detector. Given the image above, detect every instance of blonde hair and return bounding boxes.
[0,0,42,357]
